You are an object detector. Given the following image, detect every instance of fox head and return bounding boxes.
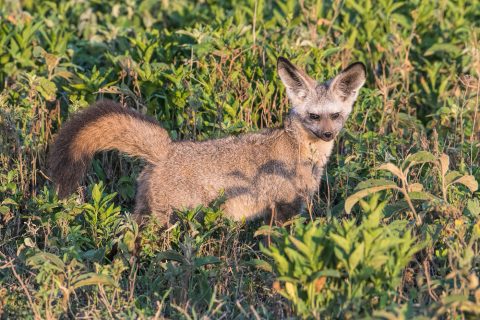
[278,57,366,142]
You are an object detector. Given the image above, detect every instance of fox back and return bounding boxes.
[48,57,366,226]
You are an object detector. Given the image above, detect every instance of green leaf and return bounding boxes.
[123,230,136,252]
[346,181,399,213]
[369,254,389,268]
[322,47,341,58]
[37,77,57,101]
[2,198,18,205]
[349,242,364,271]
[82,248,106,262]
[156,250,186,264]
[445,171,463,185]
[408,191,436,201]
[285,282,297,300]
[194,256,221,268]
[364,204,383,228]
[465,199,480,217]
[425,43,461,56]
[308,269,341,282]
[384,201,410,217]
[73,274,116,289]
[91,183,103,204]
[0,205,10,214]
[355,179,397,191]
[288,236,312,259]
[27,252,65,270]
[403,151,436,169]
[330,234,351,253]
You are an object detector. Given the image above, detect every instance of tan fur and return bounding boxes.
[48,57,366,225]
[71,114,170,163]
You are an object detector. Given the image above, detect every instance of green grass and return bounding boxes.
[0,0,479,318]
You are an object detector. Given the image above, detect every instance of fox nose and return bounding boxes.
[321,131,333,141]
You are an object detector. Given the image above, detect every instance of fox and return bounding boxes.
[48,57,366,226]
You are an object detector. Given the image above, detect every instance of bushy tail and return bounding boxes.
[48,100,171,198]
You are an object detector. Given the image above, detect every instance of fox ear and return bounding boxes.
[330,62,366,101]
[277,57,315,103]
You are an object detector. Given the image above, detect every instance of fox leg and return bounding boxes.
[131,167,175,227]
[269,197,303,226]
[133,193,173,228]
[259,198,303,248]
[128,191,173,258]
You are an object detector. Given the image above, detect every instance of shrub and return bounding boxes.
[259,195,425,318]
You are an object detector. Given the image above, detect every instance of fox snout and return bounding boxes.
[318,130,334,141]
[310,128,335,142]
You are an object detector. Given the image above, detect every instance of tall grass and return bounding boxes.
[0,0,479,318]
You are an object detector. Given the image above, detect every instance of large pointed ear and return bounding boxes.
[277,57,316,104]
[330,62,366,101]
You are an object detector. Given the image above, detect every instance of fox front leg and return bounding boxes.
[266,197,304,226]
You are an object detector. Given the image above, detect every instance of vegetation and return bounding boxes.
[1,0,479,318]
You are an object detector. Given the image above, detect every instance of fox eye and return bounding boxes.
[330,112,340,120]
[309,113,320,120]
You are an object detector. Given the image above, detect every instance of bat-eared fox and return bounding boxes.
[49,57,366,227]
